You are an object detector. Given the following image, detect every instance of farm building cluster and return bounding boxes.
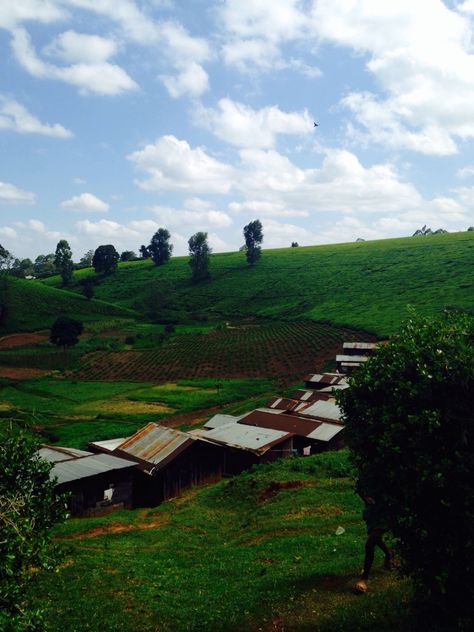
[39,341,377,516]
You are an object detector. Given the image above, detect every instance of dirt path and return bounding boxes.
[0,332,48,349]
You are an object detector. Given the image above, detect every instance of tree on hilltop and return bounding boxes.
[139,244,151,259]
[78,249,94,268]
[338,312,474,628]
[0,243,12,271]
[243,219,263,265]
[120,250,137,262]
[188,232,211,282]
[149,228,173,266]
[92,244,119,275]
[54,239,74,286]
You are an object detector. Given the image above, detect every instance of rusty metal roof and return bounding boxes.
[51,453,136,485]
[201,423,292,454]
[239,409,321,437]
[38,445,92,463]
[304,373,346,386]
[116,423,194,468]
[266,396,303,412]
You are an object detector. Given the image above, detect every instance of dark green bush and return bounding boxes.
[339,313,474,629]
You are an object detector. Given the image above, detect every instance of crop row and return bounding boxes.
[73,321,362,382]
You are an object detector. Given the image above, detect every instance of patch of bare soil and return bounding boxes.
[0,332,48,349]
[258,480,314,503]
[57,515,170,540]
[0,366,50,379]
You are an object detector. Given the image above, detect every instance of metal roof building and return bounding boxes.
[342,342,378,355]
[298,399,342,423]
[116,423,194,471]
[38,445,92,463]
[201,422,292,454]
[51,453,136,485]
[204,413,241,429]
[304,373,348,389]
[88,437,129,454]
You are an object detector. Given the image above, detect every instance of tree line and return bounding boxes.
[0,220,264,291]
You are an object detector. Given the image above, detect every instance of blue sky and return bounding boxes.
[1,0,474,260]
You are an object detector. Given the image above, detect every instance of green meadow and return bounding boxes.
[28,451,411,632]
[0,376,277,448]
[41,231,474,336]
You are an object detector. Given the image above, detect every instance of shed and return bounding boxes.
[41,448,137,517]
[342,342,378,356]
[88,437,129,454]
[198,423,294,475]
[304,373,347,389]
[115,423,224,506]
[204,413,241,429]
[298,399,342,423]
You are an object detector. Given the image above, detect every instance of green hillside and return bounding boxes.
[29,451,411,632]
[43,231,474,336]
[0,276,135,333]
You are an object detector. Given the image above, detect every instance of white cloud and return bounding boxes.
[457,165,474,179]
[459,1,474,14]
[0,181,36,204]
[128,135,235,194]
[0,226,17,238]
[11,27,138,96]
[0,1,66,31]
[44,30,119,64]
[0,95,72,138]
[261,218,316,248]
[28,218,61,240]
[229,200,308,218]
[60,192,109,212]
[197,98,312,148]
[151,200,233,229]
[309,0,474,155]
[160,62,209,99]
[75,218,140,238]
[219,0,307,70]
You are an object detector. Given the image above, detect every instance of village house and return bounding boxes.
[39,445,137,517]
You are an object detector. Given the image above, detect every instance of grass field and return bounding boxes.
[41,231,474,336]
[0,375,278,448]
[0,276,135,333]
[27,451,411,632]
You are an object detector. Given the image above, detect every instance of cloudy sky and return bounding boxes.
[1,0,474,260]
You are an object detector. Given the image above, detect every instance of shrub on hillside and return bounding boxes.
[338,312,474,629]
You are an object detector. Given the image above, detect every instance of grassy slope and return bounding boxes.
[0,276,135,333]
[42,232,474,336]
[29,451,411,632]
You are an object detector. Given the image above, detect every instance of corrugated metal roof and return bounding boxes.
[291,389,334,402]
[117,423,194,468]
[318,383,349,392]
[38,445,92,463]
[239,409,320,437]
[306,423,344,442]
[204,414,240,429]
[304,373,346,386]
[202,423,291,454]
[343,342,378,351]
[299,399,342,422]
[88,438,129,453]
[51,453,136,485]
[266,397,302,412]
[336,354,369,363]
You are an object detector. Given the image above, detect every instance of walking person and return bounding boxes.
[354,483,393,593]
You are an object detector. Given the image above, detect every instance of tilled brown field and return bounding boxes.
[72,321,369,382]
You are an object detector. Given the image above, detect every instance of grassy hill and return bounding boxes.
[0,276,135,333]
[28,451,411,632]
[42,231,474,336]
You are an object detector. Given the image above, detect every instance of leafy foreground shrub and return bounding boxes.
[0,428,66,631]
[339,313,474,630]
